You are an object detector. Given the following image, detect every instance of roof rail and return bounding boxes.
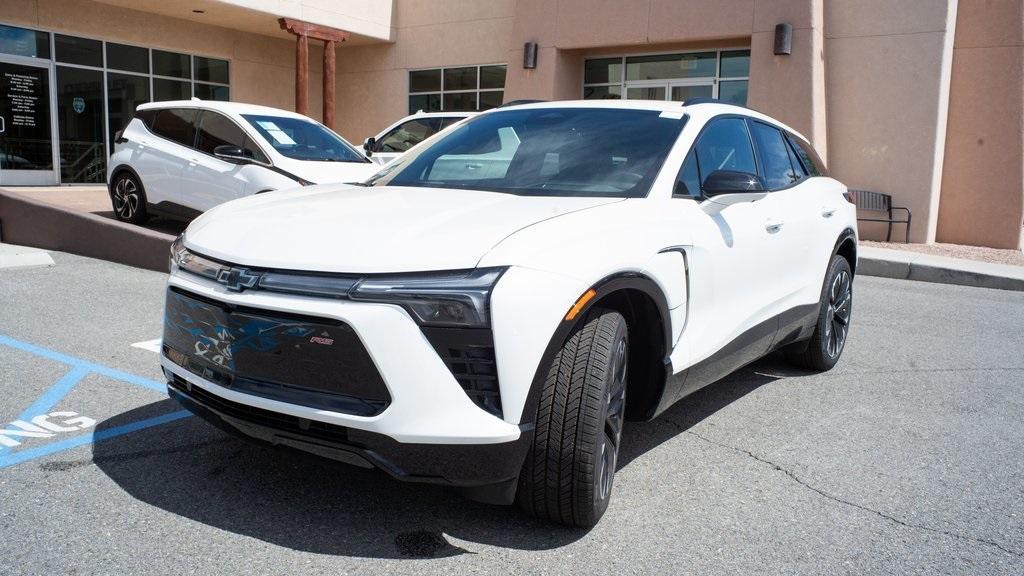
[500,99,546,107]
[682,97,754,111]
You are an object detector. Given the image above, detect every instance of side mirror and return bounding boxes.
[213,144,253,164]
[362,137,375,157]
[702,170,766,197]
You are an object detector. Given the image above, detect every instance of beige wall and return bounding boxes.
[937,0,1024,249]
[824,0,959,244]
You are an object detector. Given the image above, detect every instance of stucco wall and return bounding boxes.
[936,0,1024,249]
[824,0,959,244]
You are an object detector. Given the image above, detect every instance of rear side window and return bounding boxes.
[151,108,197,147]
[694,117,757,186]
[438,116,466,130]
[134,109,158,128]
[786,133,827,177]
[750,121,800,190]
[377,118,441,153]
[196,111,266,162]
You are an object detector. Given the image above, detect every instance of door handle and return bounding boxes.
[765,219,784,233]
[821,207,836,218]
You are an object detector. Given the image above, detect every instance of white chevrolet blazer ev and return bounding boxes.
[162,100,858,527]
[107,100,378,223]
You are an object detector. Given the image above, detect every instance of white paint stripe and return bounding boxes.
[131,339,162,353]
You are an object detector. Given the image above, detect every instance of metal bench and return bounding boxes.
[849,189,912,243]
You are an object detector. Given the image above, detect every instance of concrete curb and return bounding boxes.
[0,187,173,273]
[858,246,1024,292]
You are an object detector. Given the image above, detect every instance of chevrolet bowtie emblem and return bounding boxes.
[216,267,261,291]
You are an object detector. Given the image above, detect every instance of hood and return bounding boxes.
[277,157,380,185]
[184,185,621,273]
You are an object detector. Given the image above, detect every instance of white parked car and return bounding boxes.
[363,110,474,165]
[162,100,857,527]
[107,100,378,223]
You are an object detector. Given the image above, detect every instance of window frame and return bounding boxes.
[194,109,270,164]
[407,63,507,114]
[583,47,751,105]
[673,114,829,199]
[747,119,803,192]
[0,21,232,177]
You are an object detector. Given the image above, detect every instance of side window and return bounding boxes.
[673,149,701,197]
[750,121,799,190]
[694,117,757,189]
[786,133,826,177]
[134,109,158,129]
[196,111,266,162]
[785,136,807,179]
[150,108,197,148]
[377,118,441,153]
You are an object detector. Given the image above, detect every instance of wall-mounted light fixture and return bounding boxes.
[774,23,793,55]
[523,41,538,69]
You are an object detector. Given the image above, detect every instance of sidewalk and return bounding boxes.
[858,245,1024,292]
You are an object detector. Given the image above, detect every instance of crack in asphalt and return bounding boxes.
[658,417,1022,558]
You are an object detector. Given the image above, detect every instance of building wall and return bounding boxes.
[937,0,1024,249]
[824,0,959,244]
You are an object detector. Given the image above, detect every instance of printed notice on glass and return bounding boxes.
[4,72,41,128]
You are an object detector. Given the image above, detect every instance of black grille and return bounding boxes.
[422,327,501,416]
[163,287,390,416]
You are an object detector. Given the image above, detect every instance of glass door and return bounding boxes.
[669,79,714,102]
[0,56,58,185]
[624,79,714,102]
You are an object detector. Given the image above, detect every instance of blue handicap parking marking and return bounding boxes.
[0,334,192,469]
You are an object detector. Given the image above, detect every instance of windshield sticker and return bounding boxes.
[257,121,297,145]
[659,111,685,119]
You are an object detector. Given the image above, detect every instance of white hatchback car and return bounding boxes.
[162,100,857,527]
[107,100,378,223]
[363,110,475,165]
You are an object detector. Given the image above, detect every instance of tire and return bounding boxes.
[786,255,853,371]
[516,308,629,527]
[109,171,148,224]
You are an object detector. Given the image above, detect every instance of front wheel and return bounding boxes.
[516,308,628,527]
[787,255,853,371]
[110,171,148,224]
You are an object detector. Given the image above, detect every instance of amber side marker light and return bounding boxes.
[565,289,597,321]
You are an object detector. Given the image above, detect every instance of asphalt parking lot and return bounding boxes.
[0,251,1021,575]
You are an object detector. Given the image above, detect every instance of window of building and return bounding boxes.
[0,23,232,183]
[0,24,49,59]
[408,64,506,114]
[584,49,750,105]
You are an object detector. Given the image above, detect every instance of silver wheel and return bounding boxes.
[824,269,852,358]
[112,176,139,220]
[597,335,627,501]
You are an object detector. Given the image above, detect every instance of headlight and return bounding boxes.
[350,268,506,328]
[169,236,221,280]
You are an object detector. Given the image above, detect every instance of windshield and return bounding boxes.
[367,107,685,197]
[241,114,368,163]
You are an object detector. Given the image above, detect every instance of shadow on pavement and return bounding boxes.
[91,210,189,236]
[88,356,803,559]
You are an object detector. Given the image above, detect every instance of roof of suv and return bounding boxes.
[136,99,312,119]
[490,99,809,143]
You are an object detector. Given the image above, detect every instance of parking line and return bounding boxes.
[0,333,192,468]
[131,339,162,353]
[0,410,192,469]
[0,334,165,392]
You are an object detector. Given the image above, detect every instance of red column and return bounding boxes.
[295,34,309,116]
[322,40,336,129]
